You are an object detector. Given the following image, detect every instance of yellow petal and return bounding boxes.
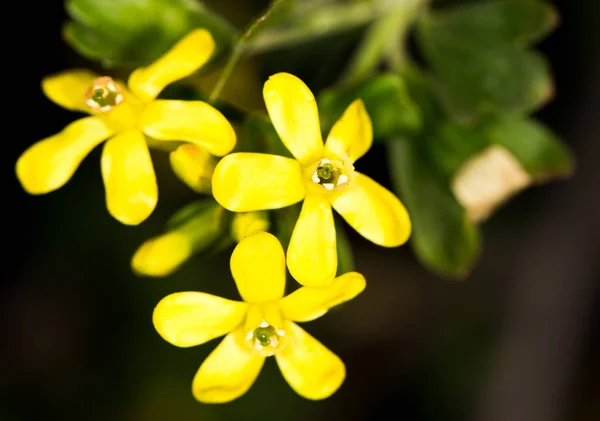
[153,292,247,348]
[231,211,271,243]
[193,330,265,403]
[128,29,215,101]
[141,100,236,156]
[132,232,193,277]
[278,272,366,322]
[16,117,112,194]
[212,153,305,212]
[101,130,158,225]
[275,322,345,400]
[169,144,215,193]
[331,172,411,247]
[287,195,337,287]
[324,99,373,162]
[263,73,323,164]
[230,232,286,303]
[42,69,99,112]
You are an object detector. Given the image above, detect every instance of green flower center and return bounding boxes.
[246,320,287,356]
[311,158,350,191]
[85,76,124,112]
[317,163,335,181]
[254,326,275,346]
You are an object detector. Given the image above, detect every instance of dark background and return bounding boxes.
[4,1,599,420]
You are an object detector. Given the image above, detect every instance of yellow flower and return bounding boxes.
[212,73,411,286]
[153,231,365,403]
[16,29,236,225]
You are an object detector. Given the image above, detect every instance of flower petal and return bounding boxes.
[278,272,366,322]
[128,29,215,101]
[193,331,265,403]
[169,144,215,193]
[101,130,158,225]
[16,117,112,194]
[42,69,99,112]
[275,322,345,400]
[132,232,193,277]
[212,153,305,212]
[263,73,323,164]
[287,195,337,287]
[141,100,236,156]
[331,172,411,247]
[230,232,286,303]
[324,99,373,162]
[153,292,247,348]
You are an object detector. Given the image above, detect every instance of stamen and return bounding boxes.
[84,76,124,112]
[255,329,272,347]
[317,163,334,180]
[245,320,287,356]
[310,158,351,191]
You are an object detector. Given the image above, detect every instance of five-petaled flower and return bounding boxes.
[16,29,236,225]
[212,73,411,286]
[153,231,366,403]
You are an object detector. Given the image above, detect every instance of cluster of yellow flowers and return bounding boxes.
[16,29,412,403]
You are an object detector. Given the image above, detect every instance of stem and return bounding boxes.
[244,1,403,55]
[208,0,284,104]
[339,0,429,87]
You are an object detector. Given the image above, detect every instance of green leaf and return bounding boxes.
[388,137,481,279]
[203,234,235,258]
[426,0,558,48]
[335,218,354,276]
[64,0,237,67]
[417,0,555,123]
[487,117,574,180]
[425,116,573,182]
[240,114,293,157]
[427,122,490,179]
[273,203,302,250]
[166,199,216,230]
[318,73,422,141]
[400,65,443,129]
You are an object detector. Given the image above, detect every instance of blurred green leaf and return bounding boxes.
[425,0,558,47]
[335,218,354,276]
[64,0,237,67]
[204,232,236,257]
[427,122,490,179]
[488,117,574,180]
[318,73,422,141]
[240,114,292,157]
[400,65,444,128]
[417,0,555,123]
[273,202,302,251]
[420,116,572,184]
[388,137,480,279]
[166,199,216,230]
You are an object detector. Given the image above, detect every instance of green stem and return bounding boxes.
[339,0,429,87]
[244,1,399,55]
[208,0,284,104]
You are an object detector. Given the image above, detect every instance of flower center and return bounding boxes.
[310,158,352,192]
[245,320,287,357]
[84,76,124,112]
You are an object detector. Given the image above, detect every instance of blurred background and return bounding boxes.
[4,1,599,420]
